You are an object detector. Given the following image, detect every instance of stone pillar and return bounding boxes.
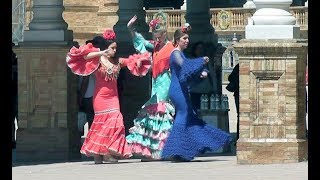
[14,0,80,162]
[235,0,308,164]
[97,0,119,33]
[185,0,215,44]
[23,0,73,44]
[113,0,151,135]
[114,0,149,46]
[305,1,308,7]
[185,0,220,94]
[233,39,308,164]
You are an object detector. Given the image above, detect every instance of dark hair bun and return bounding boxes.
[88,36,108,50]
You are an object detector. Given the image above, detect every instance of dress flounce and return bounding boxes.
[66,43,100,76]
[122,52,152,77]
[80,111,132,158]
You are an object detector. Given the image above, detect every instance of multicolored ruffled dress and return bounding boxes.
[126,32,176,159]
[66,43,151,159]
[161,49,233,161]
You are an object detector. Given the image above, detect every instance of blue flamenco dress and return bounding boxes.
[161,49,233,161]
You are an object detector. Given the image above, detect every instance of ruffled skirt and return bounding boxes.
[126,72,174,159]
[80,109,132,158]
[161,119,232,161]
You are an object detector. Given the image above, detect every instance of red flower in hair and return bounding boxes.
[103,28,116,41]
[181,27,188,33]
[149,19,161,31]
[181,23,191,33]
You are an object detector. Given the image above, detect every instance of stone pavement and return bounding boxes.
[12,155,308,180]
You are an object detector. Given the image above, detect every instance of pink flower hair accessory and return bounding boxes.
[103,28,116,41]
[149,19,161,31]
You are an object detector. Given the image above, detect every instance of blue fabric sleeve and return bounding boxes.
[171,50,205,84]
[132,32,154,53]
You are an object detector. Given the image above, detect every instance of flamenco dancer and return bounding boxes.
[161,27,232,162]
[125,12,176,160]
[66,28,151,164]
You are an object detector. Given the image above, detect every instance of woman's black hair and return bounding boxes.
[173,29,185,46]
[86,36,115,50]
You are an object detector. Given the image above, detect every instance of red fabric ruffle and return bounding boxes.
[143,102,166,115]
[130,143,152,158]
[66,43,100,76]
[121,52,152,77]
[129,141,165,160]
[80,111,132,158]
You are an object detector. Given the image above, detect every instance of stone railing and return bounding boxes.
[146,6,308,32]
[210,8,256,31]
[289,6,308,30]
[22,5,307,43]
[146,9,185,33]
[24,5,308,32]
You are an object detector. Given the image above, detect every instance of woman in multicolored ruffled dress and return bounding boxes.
[125,13,176,160]
[66,29,151,164]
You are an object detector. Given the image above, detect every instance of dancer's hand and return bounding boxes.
[203,56,209,64]
[136,61,141,68]
[200,71,208,78]
[127,15,137,27]
[100,49,110,57]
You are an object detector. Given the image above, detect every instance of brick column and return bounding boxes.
[233,39,308,164]
[14,0,80,162]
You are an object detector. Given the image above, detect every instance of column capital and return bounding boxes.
[22,0,73,44]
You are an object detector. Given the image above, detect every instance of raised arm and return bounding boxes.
[127,15,138,37]
[84,49,110,60]
[127,15,154,53]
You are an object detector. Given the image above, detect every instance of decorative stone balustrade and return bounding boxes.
[145,6,307,32]
[23,3,308,44]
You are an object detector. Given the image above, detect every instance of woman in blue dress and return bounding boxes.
[161,27,233,162]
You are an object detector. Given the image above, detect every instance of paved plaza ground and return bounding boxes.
[12,86,309,180]
[12,155,308,180]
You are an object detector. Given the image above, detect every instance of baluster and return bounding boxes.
[235,12,238,27]
[214,13,216,27]
[172,13,175,29]
[240,13,243,28]
[231,13,235,28]
[174,14,178,28]
[174,13,176,28]
[181,12,186,26]
[299,11,302,25]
